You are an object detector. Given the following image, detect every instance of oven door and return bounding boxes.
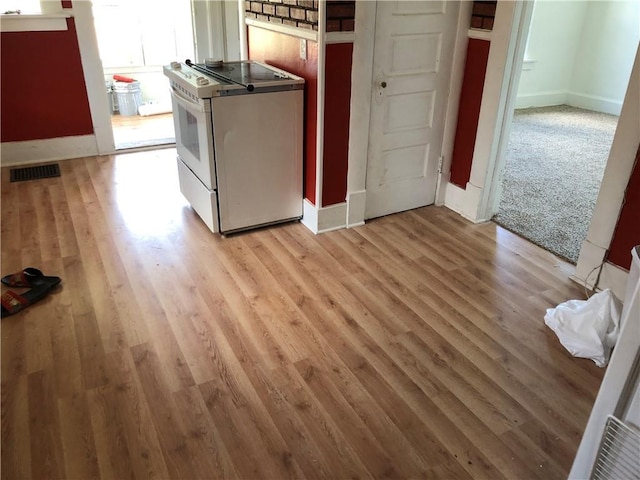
[170,87,216,189]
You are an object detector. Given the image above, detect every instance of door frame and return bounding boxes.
[73,0,241,156]
[481,0,534,219]
[345,0,471,227]
[445,0,639,297]
[73,1,115,155]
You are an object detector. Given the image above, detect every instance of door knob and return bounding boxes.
[380,81,387,88]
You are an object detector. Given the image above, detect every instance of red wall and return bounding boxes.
[322,43,352,206]
[607,145,640,270]
[449,38,491,188]
[0,18,93,142]
[248,27,319,205]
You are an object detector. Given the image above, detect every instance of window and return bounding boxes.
[92,0,194,69]
[0,0,69,32]
[0,0,41,14]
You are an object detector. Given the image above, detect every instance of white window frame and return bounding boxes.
[0,0,70,32]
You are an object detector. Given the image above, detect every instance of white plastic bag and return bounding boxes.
[544,289,622,367]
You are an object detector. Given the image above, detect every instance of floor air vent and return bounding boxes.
[10,164,61,183]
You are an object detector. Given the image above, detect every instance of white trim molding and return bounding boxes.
[301,199,348,234]
[443,182,487,223]
[314,0,326,208]
[572,240,630,301]
[566,92,623,116]
[437,0,473,205]
[442,1,534,222]
[301,199,319,233]
[468,28,492,41]
[345,1,375,227]
[573,45,639,298]
[71,2,115,155]
[346,190,366,228]
[0,135,99,166]
[0,13,70,32]
[515,90,568,109]
[325,31,355,44]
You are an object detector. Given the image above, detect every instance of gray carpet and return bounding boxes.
[493,105,618,264]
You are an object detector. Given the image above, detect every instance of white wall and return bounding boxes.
[516,0,640,115]
[569,1,640,114]
[516,1,588,109]
[574,45,640,300]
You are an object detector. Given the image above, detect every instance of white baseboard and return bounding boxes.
[1,135,99,166]
[515,91,567,109]
[571,263,629,303]
[443,181,488,223]
[435,170,451,206]
[301,199,320,233]
[566,92,623,116]
[573,239,629,301]
[514,91,623,115]
[301,199,348,234]
[346,190,366,227]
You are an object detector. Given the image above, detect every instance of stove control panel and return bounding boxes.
[164,62,225,98]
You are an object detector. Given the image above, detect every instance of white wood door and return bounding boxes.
[365,1,459,219]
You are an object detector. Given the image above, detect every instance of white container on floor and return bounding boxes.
[113,81,142,116]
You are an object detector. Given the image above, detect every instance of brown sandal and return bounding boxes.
[1,268,61,289]
[1,285,52,318]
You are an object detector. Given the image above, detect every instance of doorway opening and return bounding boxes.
[92,0,195,150]
[492,0,639,264]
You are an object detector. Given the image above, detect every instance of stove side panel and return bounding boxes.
[247,26,319,205]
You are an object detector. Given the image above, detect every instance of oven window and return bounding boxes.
[179,107,201,161]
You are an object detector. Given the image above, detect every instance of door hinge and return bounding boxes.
[437,156,444,173]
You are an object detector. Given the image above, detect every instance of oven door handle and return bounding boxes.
[170,87,205,113]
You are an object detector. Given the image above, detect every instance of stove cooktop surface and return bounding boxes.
[164,60,303,98]
[198,61,292,84]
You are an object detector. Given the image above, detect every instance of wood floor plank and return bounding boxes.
[1,374,31,480]
[23,299,55,375]
[1,150,606,479]
[86,384,137,480]
[251,361,368,480]
[499,421,568,480]
[50,166,81,258]
[76,161,150,350]
[106,232,198,392]
[334,226,598,440]
[172,386,240,479]
[57,392,100,479]
[28,370,66,480]
[392,332,530,436]
[102,349,171,479]
[428,260,602,404]
[130,343,200,480]
[50,299,84,398]
[36,184,62,262]
[0,172,22,274]
[199,379,307,480]
[295,357,434,478]
[433,391,544,480]
[17,181,43,267]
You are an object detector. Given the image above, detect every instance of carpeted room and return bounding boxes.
[492,0,639,264]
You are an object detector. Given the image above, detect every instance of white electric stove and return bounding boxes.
[163,60,304,234]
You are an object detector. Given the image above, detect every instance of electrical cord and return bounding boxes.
[584,260,606,299]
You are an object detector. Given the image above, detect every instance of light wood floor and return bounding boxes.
[111,112,175,150]
[1,149,604,479]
